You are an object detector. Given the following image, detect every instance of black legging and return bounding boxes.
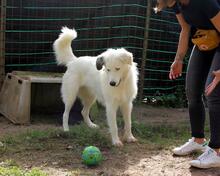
[186,45,220,149]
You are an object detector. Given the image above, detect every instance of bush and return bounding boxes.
[143,86,187,108]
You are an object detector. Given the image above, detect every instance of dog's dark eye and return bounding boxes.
[107,69,110,72]
[115,68,120,71]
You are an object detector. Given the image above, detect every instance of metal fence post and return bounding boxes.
[139,0,152,102]
[0,0,6,89]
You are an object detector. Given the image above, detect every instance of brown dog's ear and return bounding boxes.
[96,56,105,70]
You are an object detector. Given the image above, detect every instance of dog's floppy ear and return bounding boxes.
[121,50,133,65]
[96,56,105,70]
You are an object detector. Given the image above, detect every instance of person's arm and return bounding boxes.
[205,70,220,96]
[169,13,190,79]
[175,13,191,62]
[211,11,220,32]
[205,10,220,95]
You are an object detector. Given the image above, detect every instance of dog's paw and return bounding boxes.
[124,135,138,143]
[88,123,99,129]
[63,127,69,132]
[112,140,124,147]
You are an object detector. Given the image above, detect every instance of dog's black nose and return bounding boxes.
[110,81,116,86]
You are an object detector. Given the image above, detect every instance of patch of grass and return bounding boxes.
[131,119,210,150]
[1,130,57,153]
[0,166,48,176]
[70,169,92,176]
[20,130,51,141]
[1,115,211,153]
[1,124,112,155]
[2,130,52,146]
[133,121,188,138]
[3,136,17,145]
[0,160,48,176]
[59,123,112,148]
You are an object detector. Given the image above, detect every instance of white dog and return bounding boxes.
[53,27,138,146]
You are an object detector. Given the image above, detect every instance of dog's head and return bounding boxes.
[96,48,133,87]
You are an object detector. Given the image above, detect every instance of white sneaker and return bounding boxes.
[190,147,220,168]
[173,138,207,156]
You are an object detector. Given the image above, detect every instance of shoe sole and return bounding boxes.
[190,163,220,169]
[173,149,204,156]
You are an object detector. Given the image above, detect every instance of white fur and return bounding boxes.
[53,27,139,146]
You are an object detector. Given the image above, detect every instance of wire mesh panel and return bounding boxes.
[144,9,183,97]
[4,0,146,73]
[143,7,190,104]
[1,0,187,102]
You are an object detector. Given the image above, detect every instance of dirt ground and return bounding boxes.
[1,106,220,176]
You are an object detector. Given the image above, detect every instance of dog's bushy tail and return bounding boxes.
[53,27,77,66]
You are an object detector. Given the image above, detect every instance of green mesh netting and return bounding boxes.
[0,0,188,101]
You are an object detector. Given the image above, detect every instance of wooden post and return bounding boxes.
[139,0,152,102]
[0,0,6,89]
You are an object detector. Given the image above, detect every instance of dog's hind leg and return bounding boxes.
[78,88,98,128]
[61,77,79,132]
[121,102,137,143]
[63,101,74,131]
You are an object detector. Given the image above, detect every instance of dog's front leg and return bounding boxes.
[106,103,123,147]
[63,106,71,131]
[121,102,137,143]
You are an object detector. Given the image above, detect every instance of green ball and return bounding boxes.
[82,146,102,166]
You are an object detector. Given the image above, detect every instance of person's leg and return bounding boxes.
[189,48,220,169]
[173,46,215,156]
[205,49,220,152]
[186,46,214,140]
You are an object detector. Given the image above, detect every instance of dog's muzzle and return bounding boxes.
[110,79,121,87]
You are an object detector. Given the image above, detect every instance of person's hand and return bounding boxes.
[205,70,220,96]
[169,60,183,80]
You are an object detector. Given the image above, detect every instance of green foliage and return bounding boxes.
[144,86,187,108]
[153,93,177,107]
